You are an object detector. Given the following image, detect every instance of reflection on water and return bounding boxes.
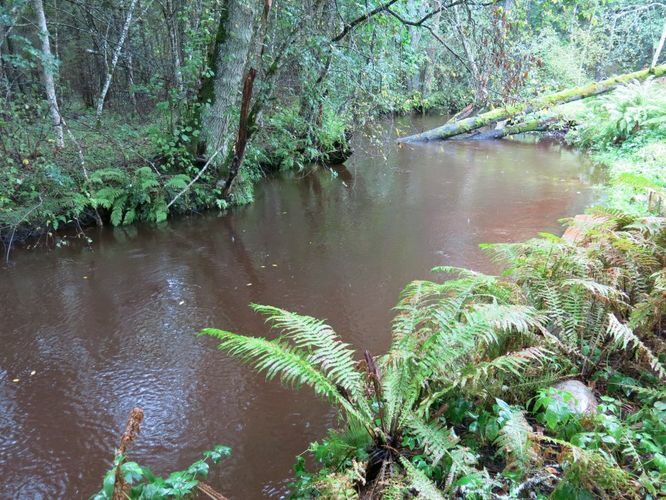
[0,116,601,498]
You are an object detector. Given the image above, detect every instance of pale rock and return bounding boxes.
[551,380,598,415]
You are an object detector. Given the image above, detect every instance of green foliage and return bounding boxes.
[533,388,581,437]
[202,207,664,497]
[92,445,230,499]
[572,80,666,149]
[91,167,166,225]
[494,399,533,466]
[563,80,666,216]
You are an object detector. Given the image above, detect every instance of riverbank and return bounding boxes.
[284,81,666,497]
[562,78,666,216]
[5,76,663,260]
[0,114,598,498]
[0,102,351,253]
[199,83,666,498]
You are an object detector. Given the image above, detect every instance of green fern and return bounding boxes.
[406,415,459,467]
[200,328,372,428]
[494,399,534,466]
[201,209,664,497]
[606,314,666,380]
[399,457,445,500]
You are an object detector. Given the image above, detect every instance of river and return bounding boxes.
[0,116,601,498]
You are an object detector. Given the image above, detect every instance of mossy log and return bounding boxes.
[468,116,559,140]
[398,64,666,143]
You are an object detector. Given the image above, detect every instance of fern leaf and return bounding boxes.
[494,399,533,466]
[606,314,666,380]
[406,415,459,466]
[250,305,369,412]
[561,279,628,305]
[200,329,372,426]
[399,457,445,500]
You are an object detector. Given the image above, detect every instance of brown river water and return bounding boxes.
[0,116,601,498]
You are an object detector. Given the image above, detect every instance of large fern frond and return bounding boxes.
[456,347,553,395]
[606,314,666,380]
[200,329,372,426]
[250,304,369,411]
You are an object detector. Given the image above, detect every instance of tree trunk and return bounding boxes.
[126,32,138,114]
[467,116,559,140]
[95,0,138,121]
[406,0,423,92]
[452,4,486,104]
[198,0,258,163]
[222,67,257,197]
[165,0,184,94]
[33,0,64,148]
[398,64,666,143]
[0,26,6,95]
[420,0,442,99]
[652,20,666,70]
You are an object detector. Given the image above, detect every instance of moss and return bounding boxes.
[402,64,666,142]
[188,3,230,156]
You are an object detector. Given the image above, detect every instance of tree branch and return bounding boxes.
[385,7,470,72]
[331,0,401,43]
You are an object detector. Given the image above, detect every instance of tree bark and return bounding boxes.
[198,0,258,163]
[33,0,64,148]
[467,116,559,140]
[452,4,486,104]
[126,32,138,114]
[222,67,256,197]
[164,0,184,94]
[95,0,138,121]
[398,64,666,143]
[406,0,424,92]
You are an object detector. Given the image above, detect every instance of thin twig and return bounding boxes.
[166,147,223,209]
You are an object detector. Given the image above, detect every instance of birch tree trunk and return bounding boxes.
[651,19,666,70]
[95,0,138,120]
[420,1,439,98]
[33,0,64,148]
[406,0,423,92]
[199,0,258,163]
[126,33,138,114]
[165,0,184,94]
[0,26,6,94]
[452,4,486,104]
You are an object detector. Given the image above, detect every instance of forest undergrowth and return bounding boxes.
[198,81,666,499]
